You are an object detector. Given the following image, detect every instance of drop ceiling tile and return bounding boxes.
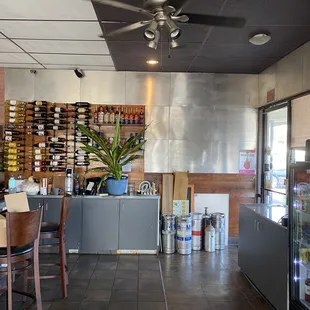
[44,64,115,71]
[32,54,114,66]
[0,39,24,53]
[0,21,102,40]
[0,63,44,68]
[0,0,97,20]
[0,53,37,64]
[13,40,109,55]
[0,34,5,39]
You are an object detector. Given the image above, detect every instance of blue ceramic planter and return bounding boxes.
[106,177,128,195]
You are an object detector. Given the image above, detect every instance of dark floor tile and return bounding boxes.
[203,285,246,302]
[83,289,111,302]
[91,270,115,280]
[39,254,59,263]
[66,254,80,263]
[99,255,119,263]
[96,262,118,270]
[72,262,97,270]
[117,262,139,270]
[139,270,161,279]
[41,288,61,302]
[210,300,254,310]
[87,279,114,290]
[110,290,138,302]
[49,301,81,310]
[113,278,138,290]
[167,298,210,307]
[115,269,138,279]
[166,289,206,301]
[66,279,89,289]
[77,255,99,263]
[69,269,94,280]
[248,295,274,310]
[241,287,261,300]
[43,302,52,310]
[108,302,137,310]
[139,255,159,261]
[80,301,109,310]
[168,305,211,310]
[138,302,166,310]
[139,278,163,290]
[138,290,164,302]
[119,255,139,262]
[139,262,160,271]
[0,301,23,310]
[56,286,86,301]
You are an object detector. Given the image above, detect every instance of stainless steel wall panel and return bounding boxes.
[80,71,125,104]
[302,42,310,92]
[5,69,35,101]
[144,139,169,172]
[34,70,80,102]
[213,74,259,108]
[275,48,303,101]
[125,72,170,106]
[145,106,169,140]
[170,73,215,107]
[168,140,213,173]
[169,106,214,141]
[258,65,276,106]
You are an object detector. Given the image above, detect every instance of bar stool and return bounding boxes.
[39,194,71,298]
[0,207,43,310]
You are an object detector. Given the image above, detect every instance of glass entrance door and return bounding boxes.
[263,107,288,205]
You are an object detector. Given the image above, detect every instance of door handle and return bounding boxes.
[254,220,257,230]
[45,203,48,211]
[257,221,261,232]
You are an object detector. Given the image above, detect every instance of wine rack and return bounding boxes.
[4,100,146,186]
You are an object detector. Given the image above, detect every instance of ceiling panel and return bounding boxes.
[13,39,109,55]
[32,53,114,66]
[0,0,97,20]
[0,21,102,40]
[0,63,44,69]
[44,64,115,71]
[0,39,24,53]
[0,53,37,64]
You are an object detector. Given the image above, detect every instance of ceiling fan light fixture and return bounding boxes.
[166,17,181,40]
[144,20,158,41]
[170,39,179,49]
[148,30,160,49]
[249,33,271,45]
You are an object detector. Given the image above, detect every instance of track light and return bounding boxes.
[148,30,160,49]
[170,39,179,49]
[144,20,158,41]
[166,17,181,40]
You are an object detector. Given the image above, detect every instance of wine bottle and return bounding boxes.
[139,108,145,124]
[115,106,119,124]
[75,162,90,166]
[93,108,98,124]
[5,130,23,135]
[48,137,66,142]
[76,120,89,126]
[33,161,47,167]
[31,131,49,136]
[8,106,25,112]
[6,124,24,129]
[124,108,129,124]
[76,108,89,113]
[31,124,46,130]
[110,106,115,124]
[50,113,66,119]
[8,149,24,154]
[33,154,46,160]
[28,107,48,112]
[48,161,65,166]
[75,150,88,155]
[33,143,48,148]
[7,142,25,148]
[32,119,48,124]
[6,166,25,172]
[5,160,23,166]
[32,149,42,155]
[9,118,24,124]
[120,107,124,124]
[129,108,134,124]
[50,107,67,113]
[134,108,139,124]
[98,106,104,124]
[49,155,67,160]
[28,113,48,118]
[5,136,25,142]
[49,167,66,172]
[46,125,66,131]
[49,148,65,154]
[49,143,65,148]
[53,119,67,125]
[9,112,25,118]
[72,102,90,108]
[33,100,47,106]
[76,114,90,120]
[32,166,47,172]
[104,107,110,124]
[75,155,89,161]
[74,137,88,142]
[8,100,17,105]
[5,154,25,160]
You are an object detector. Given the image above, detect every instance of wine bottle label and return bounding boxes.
[5,131,12,135]
[37,125,45,130]
[9,118,15,123]
[35,101,42,106]
[50,137,58,142]
[9,112,16,117]
[8,143,16,148]
[78,114,86,119]
[52,126,58,130]
[34,149,41,154]
[35,155,42,160]
[38,143,46,148]
[34,107,40,111]
[10,100,17,105]
[7,155,17,159]
[77,120,87,125]
[54,114,60,118]
[306,285,310,295]
[76,150,87,155]
[8,149,17,153]
[77,108,86,113]
[52,155,61,160]
[54,119,60,124]
[38,131,45,136]
[50,161,58,166]
[5,136,12,141]
[9,106,16,111]
[76,156,87,161]
[34,161,41,166]
[34,167,41,172]
[55,108,61,113]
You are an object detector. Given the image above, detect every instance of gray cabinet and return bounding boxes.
[80,198,119,254]
[119,199,159,251]
[28,197,43,211]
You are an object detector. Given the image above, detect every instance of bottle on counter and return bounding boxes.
[115,106,119,124]
[134,108,139,124]
[74,173,80,195]
[110,106,115,124]
[93,108,98,124]
[120,107,124,124]
[124,108,129,124]
[65,168,73,195]
[129,108,134,124]
[8,175,17,194]
[98,106,104,124]
[104,106,110,124]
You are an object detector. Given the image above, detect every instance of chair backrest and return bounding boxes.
[6,207,43,247]
[59,194,72,232]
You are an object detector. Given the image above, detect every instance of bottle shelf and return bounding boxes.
[89,123,145,127]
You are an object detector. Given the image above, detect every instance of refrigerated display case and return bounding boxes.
[290,162,310,309]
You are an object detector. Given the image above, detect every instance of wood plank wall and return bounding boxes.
[145,173,256,237]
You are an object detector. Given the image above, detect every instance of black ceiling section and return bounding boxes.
[93,0,310,73]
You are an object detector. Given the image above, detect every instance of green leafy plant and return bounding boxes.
[76,116,147,188]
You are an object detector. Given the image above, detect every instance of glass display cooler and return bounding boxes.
[290,162,310,309]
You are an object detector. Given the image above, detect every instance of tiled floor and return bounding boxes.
[0,246,273,309]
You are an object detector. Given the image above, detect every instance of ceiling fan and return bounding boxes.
[92,0,246,49]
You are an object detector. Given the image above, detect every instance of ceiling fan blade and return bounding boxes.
[164,5,176,14]
[171,15,189,22]
[173,0,192,16]
[92,0,154,18]
[103,21,151,37]
[181,13,246,27]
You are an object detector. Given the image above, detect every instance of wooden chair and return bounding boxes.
[39,194,72,298]
[0,207,43,310]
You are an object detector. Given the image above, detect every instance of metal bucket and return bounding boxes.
[162,214,176,232]
[211,213,225,250]
[162,230,176,254]
[191,212,203,251]
[176,215,192,255]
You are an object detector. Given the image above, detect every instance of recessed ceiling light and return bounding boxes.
[146,60,158,65]
[249,33,271,45]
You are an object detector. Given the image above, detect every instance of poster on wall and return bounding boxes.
[239,150,256,174]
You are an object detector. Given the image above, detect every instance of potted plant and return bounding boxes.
[76,116,147,195]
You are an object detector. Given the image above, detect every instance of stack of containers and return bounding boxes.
[176,214,192,255]
[161,215,176,254]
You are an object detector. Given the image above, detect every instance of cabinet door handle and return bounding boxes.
[254,219,257,230]
[45,203,48,211]
[257,221,261,232]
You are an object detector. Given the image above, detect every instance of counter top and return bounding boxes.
[240,203,288,226]
[27,195,160,200]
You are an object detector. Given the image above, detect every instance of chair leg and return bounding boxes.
[23,260,29,302]
[33,241,42,310]
[59,238,68,298]
[7,258,13,310]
